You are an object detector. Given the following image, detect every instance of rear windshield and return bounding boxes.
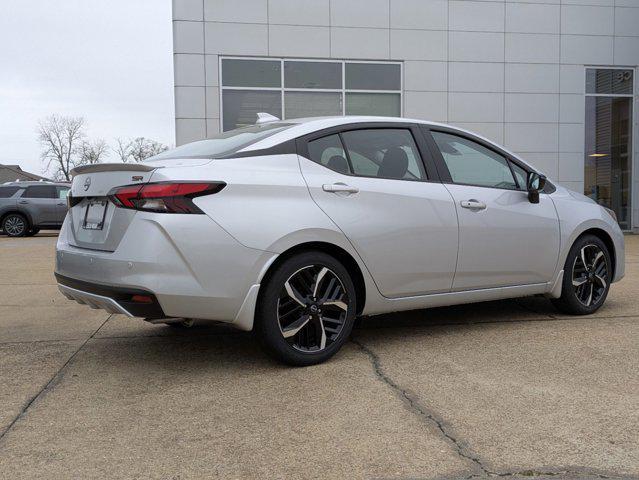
[146,123,294,162]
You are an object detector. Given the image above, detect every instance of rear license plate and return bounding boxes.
[82,200,108,230]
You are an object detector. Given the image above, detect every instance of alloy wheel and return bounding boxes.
[277,265,349,352]
[4,216,26,236]
[572,244,608,307]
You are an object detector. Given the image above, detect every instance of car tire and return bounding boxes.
[551,234,612,315]
[25,228,40,237]
[2,214,29,237]
[255,251,357,366]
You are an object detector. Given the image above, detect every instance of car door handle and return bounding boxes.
[460,199,486,210]
[57,202,65,206]
[322,183,359,194]
[18,200,29,204]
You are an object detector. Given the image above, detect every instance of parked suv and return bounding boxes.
[0,181,70,237]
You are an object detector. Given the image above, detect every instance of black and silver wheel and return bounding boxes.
[552,234,611,315]
[2,214,28,237]
[256,251,356,366]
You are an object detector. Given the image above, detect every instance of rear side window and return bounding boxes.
[58,187,70,199]
[307,128,426,181]
[0,187,20,198]
[24,186,57,198]
[341,129,426,180]
[307,134,349,174]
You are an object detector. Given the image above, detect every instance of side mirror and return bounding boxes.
[526,172,546,204]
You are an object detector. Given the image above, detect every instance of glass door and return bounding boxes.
[584,68,634,230]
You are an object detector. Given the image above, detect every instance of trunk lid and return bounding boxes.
[68,163,157,252]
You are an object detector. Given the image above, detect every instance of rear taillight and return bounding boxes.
[107,182,225,214]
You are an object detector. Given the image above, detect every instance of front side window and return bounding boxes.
[432,132,519,190]
[220,58,402,131]
[23,185,57,199]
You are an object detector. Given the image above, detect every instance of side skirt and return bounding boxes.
[362,282,551,316]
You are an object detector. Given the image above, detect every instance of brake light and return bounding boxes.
[107,182,225,214]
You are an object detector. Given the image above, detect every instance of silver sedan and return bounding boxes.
[55,116,625,365]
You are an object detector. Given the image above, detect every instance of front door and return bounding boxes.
[427,129,560,291]
[298,125,459,298]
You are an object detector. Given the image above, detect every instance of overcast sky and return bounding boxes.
[0,0,174,175]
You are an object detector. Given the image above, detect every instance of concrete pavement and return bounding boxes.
[0,233,637,479]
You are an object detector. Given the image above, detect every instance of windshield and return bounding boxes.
[146,123,294,161]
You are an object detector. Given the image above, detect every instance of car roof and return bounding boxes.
[239,116,439,151]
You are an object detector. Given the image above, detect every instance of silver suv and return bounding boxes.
[0,181,70,237]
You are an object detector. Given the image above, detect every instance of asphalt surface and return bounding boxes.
[0,233,637,479]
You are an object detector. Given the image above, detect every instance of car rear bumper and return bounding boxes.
[55,212,277,329]
[56,273,166,318]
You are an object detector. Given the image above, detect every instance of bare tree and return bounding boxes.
[37,115,86,181]
[114,138,130,163]
[79,139,109,165]
[114,137,168,163]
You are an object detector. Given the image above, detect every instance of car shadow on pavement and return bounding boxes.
[96,292,626,370]
[115,296,558,367]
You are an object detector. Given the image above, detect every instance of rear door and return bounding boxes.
[425,127,560,291]
[297,123,459,298]
[20,185,59,224]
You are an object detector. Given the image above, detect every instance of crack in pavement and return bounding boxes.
[352,338,490,477]
[0,314,112,445]
[462,466,638,479]
[352,338,637,480]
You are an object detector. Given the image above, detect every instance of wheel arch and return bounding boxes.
[0,210,32,230]
[257,241,367,316]
[576,227,616,279]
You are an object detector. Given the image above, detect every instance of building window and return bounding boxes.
[584,68,634,230]
[220,58,402,131]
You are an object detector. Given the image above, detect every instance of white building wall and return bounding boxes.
[173,0,639,230]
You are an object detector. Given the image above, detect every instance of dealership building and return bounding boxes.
[172,0,639,231]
